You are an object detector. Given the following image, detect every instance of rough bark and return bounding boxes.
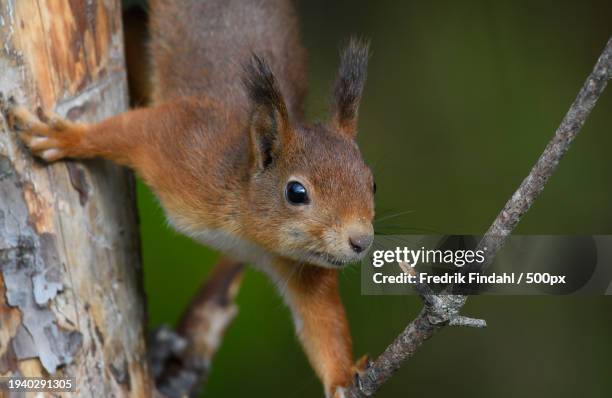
[0,1,153,396]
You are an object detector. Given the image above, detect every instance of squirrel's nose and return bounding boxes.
[349,233,373,254]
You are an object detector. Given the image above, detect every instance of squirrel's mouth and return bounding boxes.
[302,250,357,268]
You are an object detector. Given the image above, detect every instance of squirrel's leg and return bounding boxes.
[1,95,200,169]
[275,262,361,398]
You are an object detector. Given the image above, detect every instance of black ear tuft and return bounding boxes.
[243,54,288,121]
[331,38,370,137]
[243,55,291,169]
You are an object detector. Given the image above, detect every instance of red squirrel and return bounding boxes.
[3,1,375,396]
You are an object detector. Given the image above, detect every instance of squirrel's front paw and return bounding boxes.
[327,356,371,398]
[352,354,372,378]
[347,355,373,394]
[1,95,83,162]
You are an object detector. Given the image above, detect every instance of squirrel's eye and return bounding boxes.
[373,181,377,194]
[286,181,310,205]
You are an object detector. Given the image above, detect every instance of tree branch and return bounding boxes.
[149,258,244,398]
[346,36,612,397]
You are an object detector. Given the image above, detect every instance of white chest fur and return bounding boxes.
[192,227,273,267]
[167,215,273,269]
[167,216,302,332]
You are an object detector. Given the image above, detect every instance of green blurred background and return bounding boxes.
[124,1,612,396]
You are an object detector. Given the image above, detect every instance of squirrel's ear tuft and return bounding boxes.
[330,38,370,138]
[243,54,291,169]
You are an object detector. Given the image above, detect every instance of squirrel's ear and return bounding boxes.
[243,55,291,169]
[330,38,370,138]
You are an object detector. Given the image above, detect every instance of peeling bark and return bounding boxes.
[0,1,153,396]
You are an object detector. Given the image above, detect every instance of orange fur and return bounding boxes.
[5,1,375,395]
[273,260,353,396]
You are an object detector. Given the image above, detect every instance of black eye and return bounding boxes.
[285,181,310,205]
[373,181,377,194]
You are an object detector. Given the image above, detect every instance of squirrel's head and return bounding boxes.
[243,39,374,268]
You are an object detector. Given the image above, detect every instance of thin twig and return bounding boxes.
[346,36,612,397]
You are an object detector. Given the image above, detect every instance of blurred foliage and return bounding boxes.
[128,0,612,396]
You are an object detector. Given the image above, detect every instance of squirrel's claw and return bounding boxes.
[349,354,372,393]
[2,98,79,162]
[0,93,19,129]
[353,354,371,379]
[328,356,371,398]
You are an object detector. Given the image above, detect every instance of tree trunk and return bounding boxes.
[0,1,153,396]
